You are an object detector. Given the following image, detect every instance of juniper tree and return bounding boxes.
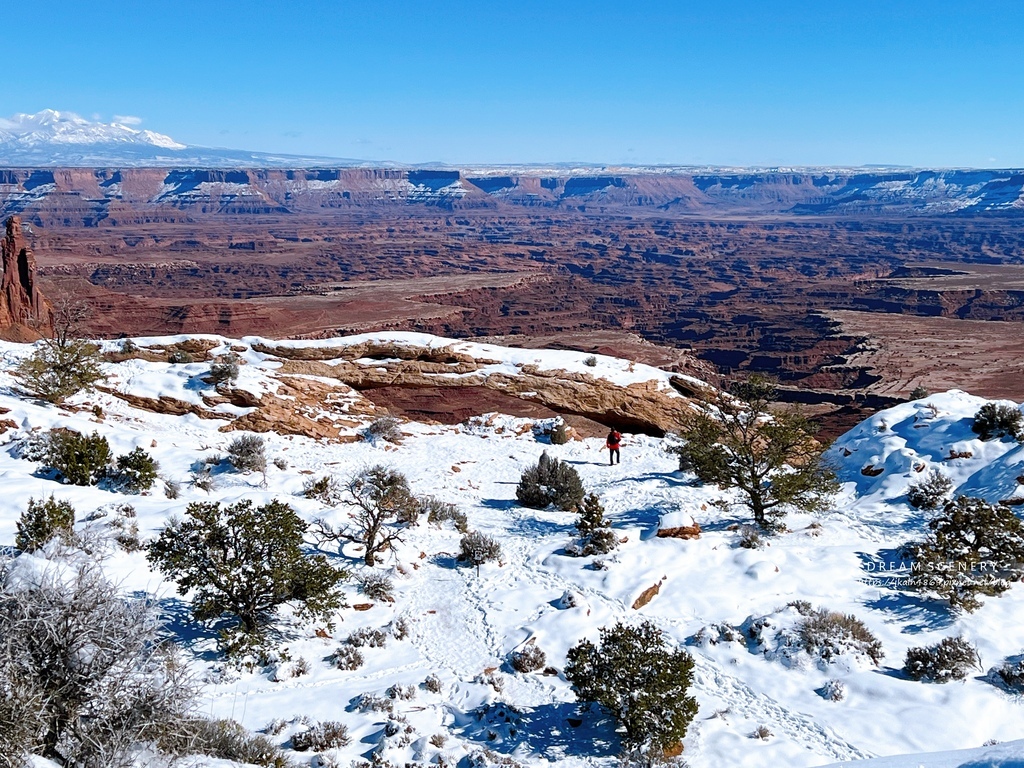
[516,450,585,511]
[674,374,837,531]
[15,496,76,552]
[972,402,1024,442]
[565,620,697,760]
[906,495,1024,612]
[573,493,617,556]
[45,429,112,486]
[148,498,347,653]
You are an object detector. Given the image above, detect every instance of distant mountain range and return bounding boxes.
[0,110,359,168]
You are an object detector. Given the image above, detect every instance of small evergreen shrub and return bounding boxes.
[109,447,159,493]
[303,475,342,506]
[292,721,350,752]
[565,620,697,754]
[460,530,502,570]
[550,421,569,445]
[906,469,954,510]
[972,403,1024,441]
[583,355,598,367]
[516,451,585,511]
[209,352,241,385]
[909,385,931,400]
[167,349,195,364]
[226,434,267,474]
[15,496,76,552]
[994,658,1024,691]
[572,493,617,556]
[14,430,52,462]
[45,429,112,486]
[904,636,980,682]
[367,415,403,444]
[510,644,546,673]
[907,495,1024,612]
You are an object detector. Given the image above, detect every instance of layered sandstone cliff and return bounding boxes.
[0,216,50,340]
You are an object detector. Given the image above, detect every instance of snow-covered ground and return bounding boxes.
[2,337,1024,767]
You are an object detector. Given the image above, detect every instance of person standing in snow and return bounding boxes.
[606,428,622,465]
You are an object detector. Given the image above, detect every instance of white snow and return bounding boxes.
[1,338,1024,767]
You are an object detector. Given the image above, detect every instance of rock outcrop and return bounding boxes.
[254,340,710,436]
[0,216,50,340]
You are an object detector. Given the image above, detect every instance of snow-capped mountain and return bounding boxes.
[0,110,357,168]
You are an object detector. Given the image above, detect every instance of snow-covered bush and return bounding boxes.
[510,643,546,673]
[167,349,194,364]
[423,674,443,693]
[906,469,953,510]
[583,355,598,367]
[386,683,416,700]
[330,644,364,670]
[209,352,241,385]
[107,503,141,552]
[820,678,846,702]
[347,627,388,648]
[358,572,395,602]
[904,636,980,682]
[158,717,287,766]
[107,446,159,493]
[550,420,569,445]
[516,450,585,511]
[798,607,884,666]
[148,498,348,654]
[991,657,1024,692]
[422,496,468,532]
[565,620,697,756]
[45,429,112,486]
[226,434,267,474]
[303,474,342,506]
[460,530,502,570]
[571,493,617,556]
[0,562,197,766]
[292,721,351,751]
[906,495,1024,612]
[13,430,51,462]
[972,402,1024,442]
[367,415,403,444]
[15,495,76,552]
[737,524,763,549]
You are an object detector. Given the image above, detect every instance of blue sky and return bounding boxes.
[6,1,1024,166]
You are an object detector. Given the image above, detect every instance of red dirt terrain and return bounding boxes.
[4,166,1024,429]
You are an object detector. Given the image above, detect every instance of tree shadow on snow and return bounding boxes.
[143,594,223,661]
[452,700,620,761]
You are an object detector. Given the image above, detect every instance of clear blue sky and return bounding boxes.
[7,1,1024,166]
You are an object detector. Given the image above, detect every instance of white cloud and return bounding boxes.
[113,114,143,126]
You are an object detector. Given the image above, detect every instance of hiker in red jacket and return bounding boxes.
[606,428,622,465]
